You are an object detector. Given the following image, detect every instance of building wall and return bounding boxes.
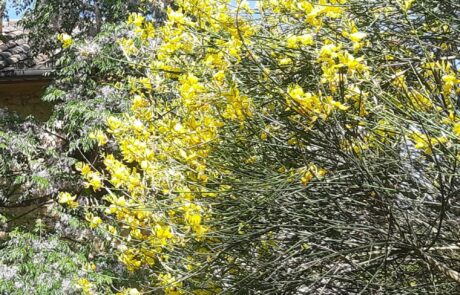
[0,80,54,230]
[0,80,52,121]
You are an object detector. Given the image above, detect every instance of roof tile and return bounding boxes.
[0,22,52,72]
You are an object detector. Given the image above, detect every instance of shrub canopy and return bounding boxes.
[3,0,460,294]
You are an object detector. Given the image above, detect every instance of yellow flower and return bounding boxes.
[107,225,118,235]
[278,57,293,65]
[58,192,75,203]
[117,288,142,295]
[119,249,142,271]
[85,171,103,191]
[86,213,103,229]
[131,95,150,111]
[155,225,173,240]
[158,273,184,295]
[286,34,314,49]
[75,162,92,177]
[401,0,416,11]
[75,278,93,295]
[118,38,138,55]
[442,74,459,94]
[58,192,78,209]
[89,130,108,146]
[349,32,367,43]
[331,100,350,111]
[57,33,73,49]
[410,132,448,154]
[300,164,327,186]
[186,213,202,227]
[107,116,122,131]
[453,122,460,136]
[127,13,145,27]
[301,171,314,186]
[260,132,268,141]
[245,155,257,164]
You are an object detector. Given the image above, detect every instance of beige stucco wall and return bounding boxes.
[0,80,52,121]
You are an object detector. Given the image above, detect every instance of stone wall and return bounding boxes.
[0,80,52,121]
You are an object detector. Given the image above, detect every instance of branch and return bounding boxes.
[0,195,52,209]
[417,249,460,284]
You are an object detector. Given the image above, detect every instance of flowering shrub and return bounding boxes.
[56,0,460,293]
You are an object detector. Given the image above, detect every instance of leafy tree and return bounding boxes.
[0,3,158,294]
[0,0,160,212]
[0,217,117,294]
[9,0,167,53]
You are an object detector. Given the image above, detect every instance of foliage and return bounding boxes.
[0,224,113,295]
[9,0,167,53]
[59,0,460,293]
[0,110,74,206]
[0,0,154,206]
[43,23,134,154]
[2,0,460,293]
[0,22,137,207]
[0,8,148,295]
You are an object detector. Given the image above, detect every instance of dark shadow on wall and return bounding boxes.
[0,80,52,121]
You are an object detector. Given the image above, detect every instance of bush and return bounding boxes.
[54,0,460,293]
[0,225,113,294]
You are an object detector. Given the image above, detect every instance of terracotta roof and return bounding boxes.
[0,22,52,78]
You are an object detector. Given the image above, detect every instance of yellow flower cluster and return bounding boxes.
[57,33,73,49]
[158,273,184,295]
[75,278,93,295]
[410,132,448,155]
[65,1,260,290]
[287,84,349,124]
[58,192,78,209]
[76,162,103,192]
[299,164,327,186]
[116,288,141,295]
